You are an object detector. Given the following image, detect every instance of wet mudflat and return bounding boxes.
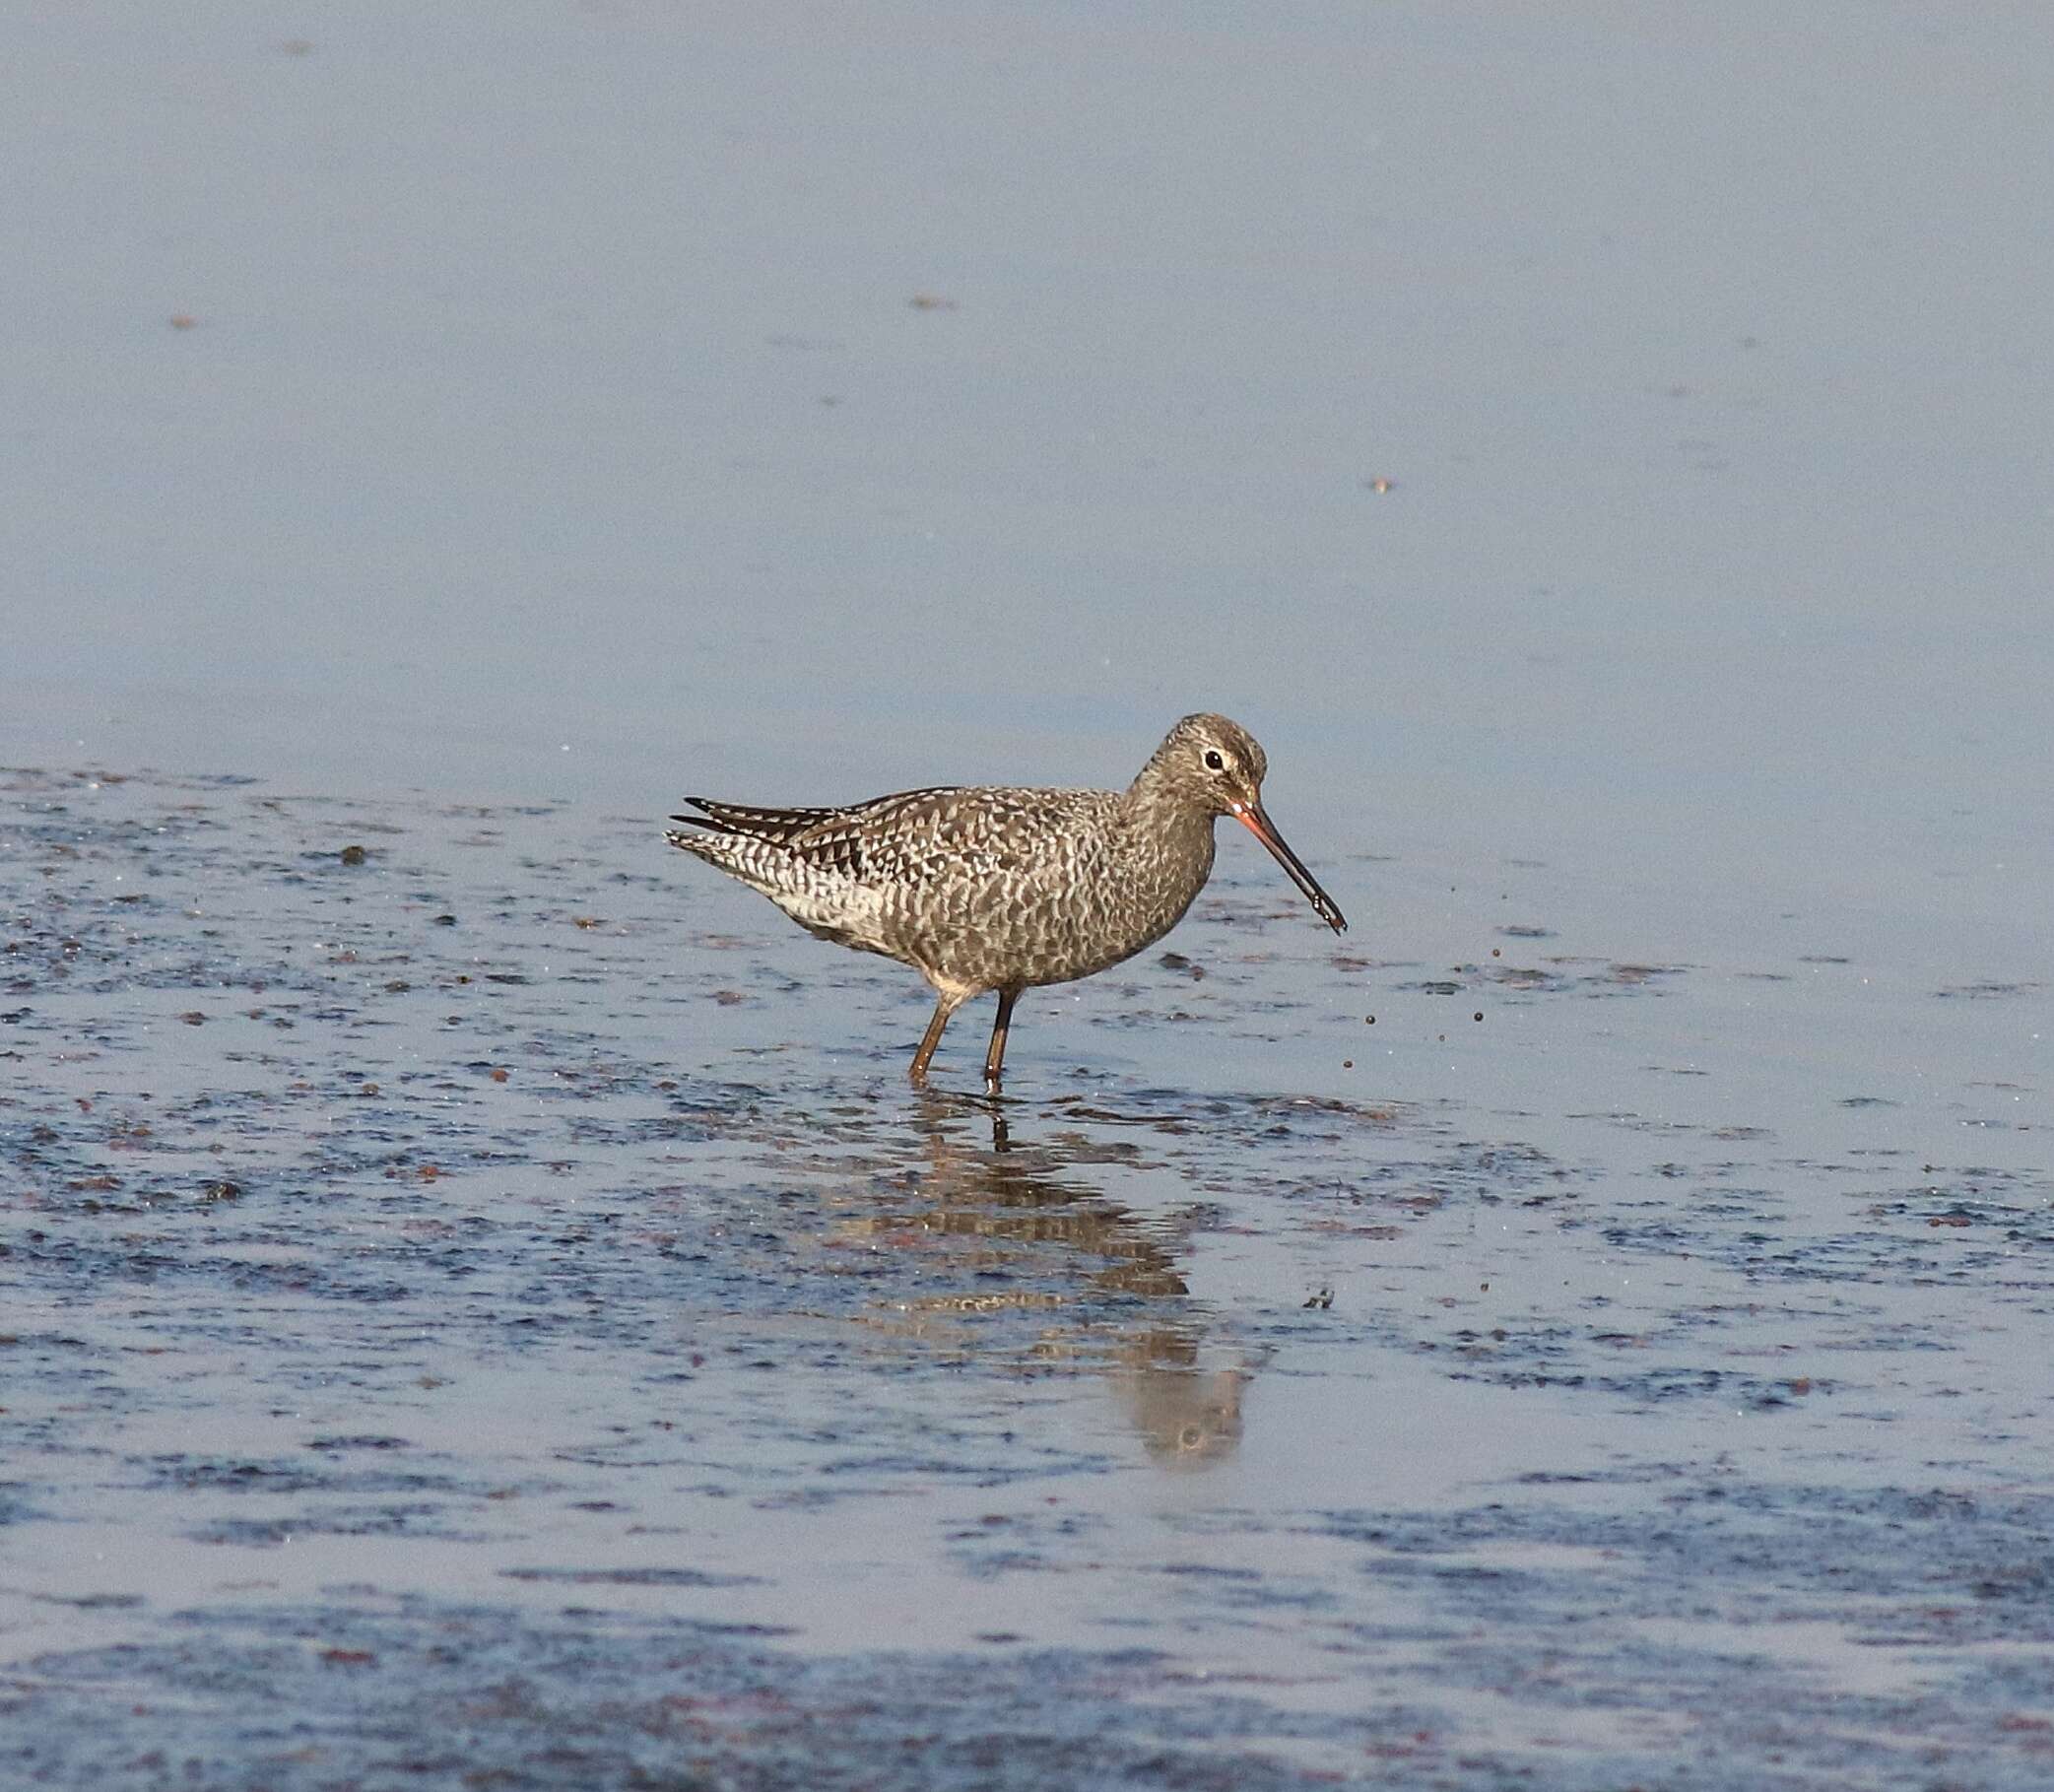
[2,765,2048,1790]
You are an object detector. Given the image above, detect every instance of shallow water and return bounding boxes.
[3,767,2049,1788]
[6,3,2053,1784]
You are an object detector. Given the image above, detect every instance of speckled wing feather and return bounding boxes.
[670,788,961,880]
[784,787,1105,888]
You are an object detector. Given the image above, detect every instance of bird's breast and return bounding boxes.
[885,812,1217,991]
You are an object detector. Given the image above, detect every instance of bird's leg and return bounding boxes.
[910,993,960,1084]
[983,988,1022,1090]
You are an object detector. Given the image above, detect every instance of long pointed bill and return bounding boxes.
[1231,801,1348,933]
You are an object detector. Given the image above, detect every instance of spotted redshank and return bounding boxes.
[665,713,1346,1087]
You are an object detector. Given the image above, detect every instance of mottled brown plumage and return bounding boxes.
[666,714,1346,1087]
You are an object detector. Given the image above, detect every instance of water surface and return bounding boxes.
[3,4,2051,1786]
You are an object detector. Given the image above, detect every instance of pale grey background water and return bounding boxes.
[4,5,2050,1788]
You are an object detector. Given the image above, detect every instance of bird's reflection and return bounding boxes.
[891,1089,1186,1298]
[1111,1330,1247,1466]
[824,1089,1255,1468]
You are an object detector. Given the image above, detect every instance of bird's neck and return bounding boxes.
[1119,776,1218,858]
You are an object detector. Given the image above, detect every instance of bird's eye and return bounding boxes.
[1203,750,1226,772]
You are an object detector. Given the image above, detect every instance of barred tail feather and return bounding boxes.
[667,798,842,845]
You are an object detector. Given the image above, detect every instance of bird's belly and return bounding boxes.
[886,860,1205,992]
[770,883,898,958]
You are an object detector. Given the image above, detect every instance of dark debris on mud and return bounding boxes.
[5,1606,1451,1792]
[5,767,2054,1792]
